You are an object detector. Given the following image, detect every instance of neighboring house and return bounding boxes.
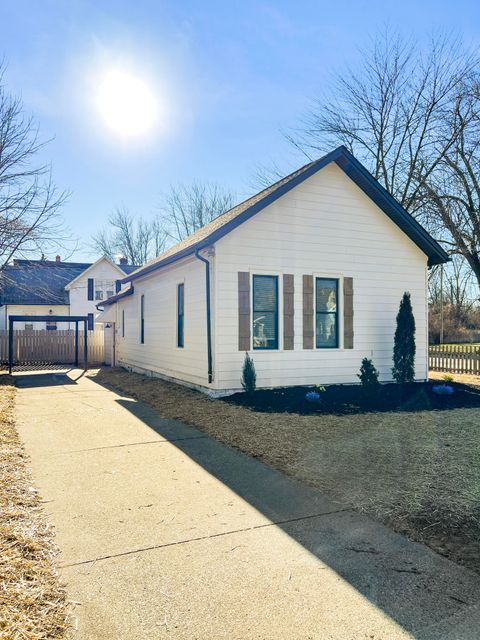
[0,256,138,330]
[99,146,448,394]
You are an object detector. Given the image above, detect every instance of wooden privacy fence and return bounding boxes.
[0,330,105,366]
[429,345,480,375]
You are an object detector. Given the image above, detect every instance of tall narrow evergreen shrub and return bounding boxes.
[241,352,257,393]
[392,292,416,383]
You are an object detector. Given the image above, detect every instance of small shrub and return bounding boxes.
[358,358,380,390]
[314,384,326,394]
[442,374,454,383]
[392,291,416,384]
[241,352,257,393]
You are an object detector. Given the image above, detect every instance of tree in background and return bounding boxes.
[0,63,68,270]
[92,183,234,264]
[392,292,416,384]
[159,183,234,242]
[283,31,480,295]
[91,206,168,265]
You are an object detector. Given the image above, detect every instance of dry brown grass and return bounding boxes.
[0,375,69,640]
[90,367,480,574]
[429,370,480,388]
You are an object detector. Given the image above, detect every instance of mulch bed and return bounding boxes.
[0,375,69,639]
[223,381,480,415]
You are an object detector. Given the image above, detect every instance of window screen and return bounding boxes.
[316,278,338,348]
[253,275,278,350]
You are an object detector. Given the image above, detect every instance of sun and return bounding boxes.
[96,69,157,137]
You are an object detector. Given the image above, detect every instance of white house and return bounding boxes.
[0,256,138,330]
[99,147,448,394]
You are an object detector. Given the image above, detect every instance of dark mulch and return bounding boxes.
[223,381,480,415]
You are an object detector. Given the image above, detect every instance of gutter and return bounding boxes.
[194,248,213,384]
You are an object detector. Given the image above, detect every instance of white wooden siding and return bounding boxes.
[213,163,428,390]
[114,257,209,386]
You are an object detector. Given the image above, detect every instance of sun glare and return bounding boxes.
[97,69,157,137]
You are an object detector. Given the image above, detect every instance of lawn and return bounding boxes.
[0,375,68,639]
[90,367,480,575]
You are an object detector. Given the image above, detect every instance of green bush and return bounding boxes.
[392,291,416,384]
[241,352,257,393]
[358,358,380,390]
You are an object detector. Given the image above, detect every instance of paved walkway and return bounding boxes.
[15,370,480,639]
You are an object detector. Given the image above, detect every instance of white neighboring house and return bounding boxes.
[99,147,448,395]
[0,256,138,331]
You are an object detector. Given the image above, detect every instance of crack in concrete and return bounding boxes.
[58,434,208,455]
[61,507,349,569]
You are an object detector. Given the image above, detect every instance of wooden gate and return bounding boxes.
[0,330,105,370]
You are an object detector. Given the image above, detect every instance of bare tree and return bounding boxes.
[91,206,168,265]
[159,183,234,242]
[0,63,68,270]
[289,32,477,211]
[420,82,480,290]
[286,31,480,291]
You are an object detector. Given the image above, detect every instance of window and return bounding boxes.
[106,290,114,299]
[140,294,145,344]
[253,275,278,350]
[177,283,184,348]
[316,278,339,348]
[24,323,33,332]
[122,309,125,338]
[87,313,94,331]
[95,289,104,300]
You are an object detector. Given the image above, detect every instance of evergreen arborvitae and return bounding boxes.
[241,352,257,393]
[392,292,416,384]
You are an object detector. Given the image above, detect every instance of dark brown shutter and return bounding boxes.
[87,278,94,301]
[343,277,354,349]
[283,274,294,350]
[238,272,250,351]
[303,275,314,349]
[115,279,121,293]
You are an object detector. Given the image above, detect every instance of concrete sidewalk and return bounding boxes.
[14,370,480,639]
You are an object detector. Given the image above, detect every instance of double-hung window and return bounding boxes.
[315,278,339,348]
[177,283,184,348]
[140,295,145,344]
[253,275,278,350]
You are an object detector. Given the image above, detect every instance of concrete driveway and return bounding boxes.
[14,370,480,639]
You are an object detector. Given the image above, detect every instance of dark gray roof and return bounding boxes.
[0,259,139,306]
[123,146,448,284]
[101,285,134,306]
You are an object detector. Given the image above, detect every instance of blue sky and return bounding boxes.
[3,0,480,260]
